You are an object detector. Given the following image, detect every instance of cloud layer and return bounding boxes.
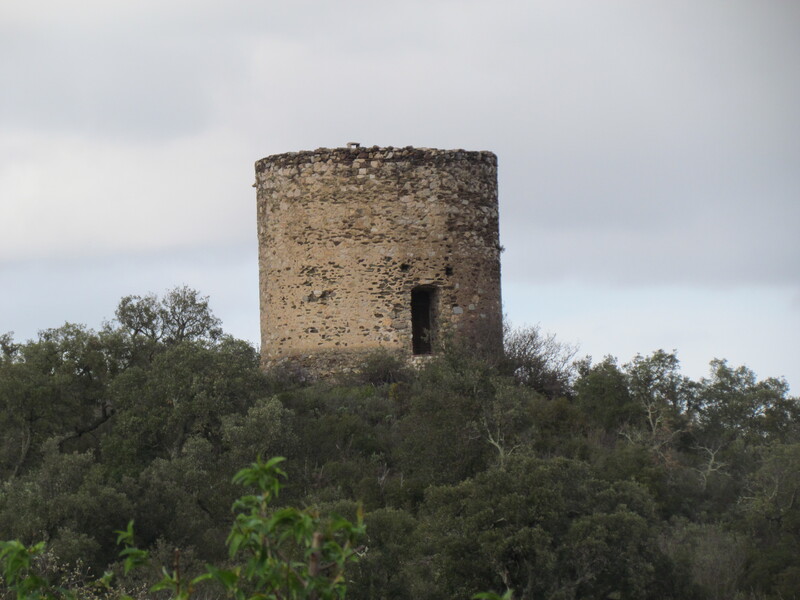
[1,0,798,387]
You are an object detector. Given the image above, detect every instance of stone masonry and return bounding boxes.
[255,144,502,375]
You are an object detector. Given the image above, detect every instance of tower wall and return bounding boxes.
[255,145,502,374]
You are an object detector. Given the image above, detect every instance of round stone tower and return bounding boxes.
[255,144,502,375]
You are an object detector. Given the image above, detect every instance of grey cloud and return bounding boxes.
[0,16,246,141]
[1,0,798,388]
[0,244,259,345]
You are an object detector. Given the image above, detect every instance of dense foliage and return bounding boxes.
[1,288,798,599]
[0,456,363,600]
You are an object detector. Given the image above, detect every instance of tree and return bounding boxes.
[113,286,223,365]
[619,351,696,466]
[347,508,417,600]
[0,441,131,572]
[0,324,118,477]
[0,457,365,600]
[394,353,493,488]
[735,443,800,598]
[411,456,690,600]
[574,356,640,433]
[659,520,746,600]
[697,359,798,445]
[102,337,269,473]
[502,324,578,399]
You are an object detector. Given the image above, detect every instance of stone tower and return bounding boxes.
[255,144,502,374]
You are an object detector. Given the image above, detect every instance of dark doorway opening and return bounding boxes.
[411,286,436,355]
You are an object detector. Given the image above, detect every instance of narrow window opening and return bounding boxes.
[411,286,436,355]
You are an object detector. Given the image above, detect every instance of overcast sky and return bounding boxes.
[1,0,798,391]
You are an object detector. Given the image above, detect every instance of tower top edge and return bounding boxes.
[255,146,497,172]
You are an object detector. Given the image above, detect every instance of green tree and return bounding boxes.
[115,286,222,346]
[0,441,131,572]
[574,357,640,433]
[697,359,798,445]
[394,354,493,489]
[1,457,364,600]
[735,443,800,598]
[0,324,119,478]
[113,286,223,367]
[102,337,268,473]
[347,508,417,600]
[620,351,696,462]
[502,324,578,399]
[411,456,689,600]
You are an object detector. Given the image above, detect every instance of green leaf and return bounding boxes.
[115,520,136,546]
[206,564,240,590]
[473,591,513,600]
[190,572,214,586]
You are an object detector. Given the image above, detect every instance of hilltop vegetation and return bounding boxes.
[1,288,798,599]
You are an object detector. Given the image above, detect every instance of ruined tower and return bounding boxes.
[255,144,502,374]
